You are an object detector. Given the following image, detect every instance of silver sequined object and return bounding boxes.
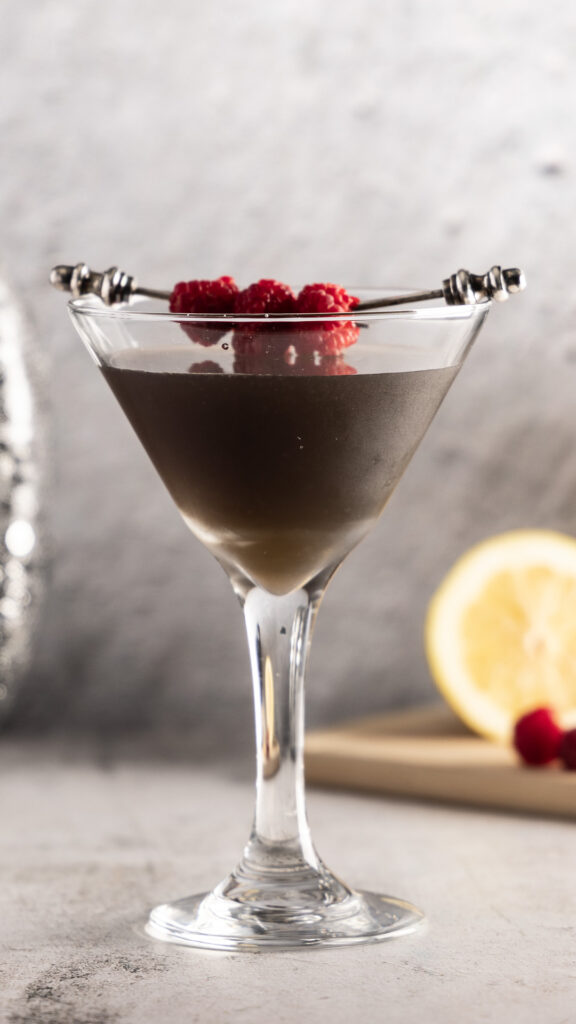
[0,279,45,722]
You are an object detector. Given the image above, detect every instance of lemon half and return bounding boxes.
[425,530,576,742]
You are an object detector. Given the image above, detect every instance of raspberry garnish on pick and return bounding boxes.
[233,279,297,360]
[170,276,239,344]
[297,282,359,314]
[172,275,362,372]
[513,707,563,766]
[294,283,360,356]
[234,279,297,316]
[170,276,239,315]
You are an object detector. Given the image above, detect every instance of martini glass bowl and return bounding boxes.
[69,290,489,950]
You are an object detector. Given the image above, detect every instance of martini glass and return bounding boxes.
[69,290,489,950]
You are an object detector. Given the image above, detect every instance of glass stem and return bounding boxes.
[239,582,325,878]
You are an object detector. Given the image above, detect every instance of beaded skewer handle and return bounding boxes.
[50,263,526,310]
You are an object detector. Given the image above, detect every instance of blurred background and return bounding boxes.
[1,0,575,745]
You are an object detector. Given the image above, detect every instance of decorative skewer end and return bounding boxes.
[443,266,526,305]
[49,265,74,291]
[49,263,137,305]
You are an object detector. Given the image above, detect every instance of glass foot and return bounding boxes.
[146,887,425,951]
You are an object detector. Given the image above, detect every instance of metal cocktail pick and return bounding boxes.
[50,262,526,310]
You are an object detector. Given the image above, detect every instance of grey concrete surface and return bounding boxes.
[2,0,576,734]
[1,741,575,1024]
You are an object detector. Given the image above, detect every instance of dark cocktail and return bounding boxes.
[69,287,489,949]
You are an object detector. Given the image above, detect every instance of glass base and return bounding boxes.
[146,886,425,951]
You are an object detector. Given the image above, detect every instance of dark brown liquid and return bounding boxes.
[102,357,458,594]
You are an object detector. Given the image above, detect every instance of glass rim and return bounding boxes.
[68,291,491,324]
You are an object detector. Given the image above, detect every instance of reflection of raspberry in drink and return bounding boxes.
[232,349,356,377]
[188,361,224,374]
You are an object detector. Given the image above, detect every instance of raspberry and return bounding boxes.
[296,283,359,315]
[513,708,563,766]
[168,277,360,372]
[170,276,239,315]
[232,280,296,365]
[293,283,360,356]
[559,728,576,770]
[234,279,296,316]
[170,276,238,345]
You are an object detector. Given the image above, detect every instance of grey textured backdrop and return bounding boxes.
[3,0,576,738]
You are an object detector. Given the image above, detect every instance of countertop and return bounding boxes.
[1,738,575,1024]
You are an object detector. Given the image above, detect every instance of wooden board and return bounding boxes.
[305,705,576,819]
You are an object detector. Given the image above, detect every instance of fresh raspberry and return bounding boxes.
[293,283,360,356]
[170,276,239,315]
[297,283,359,315]
[170,276,238,345]
[513,708,563,766]
[230,279,360,371]
[234,279,297,316]
[232,280,296,364]
[559,728,576,770]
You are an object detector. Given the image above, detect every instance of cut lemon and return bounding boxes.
[425,530,576,743]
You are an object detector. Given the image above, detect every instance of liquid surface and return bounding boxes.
[102,354,459,594]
